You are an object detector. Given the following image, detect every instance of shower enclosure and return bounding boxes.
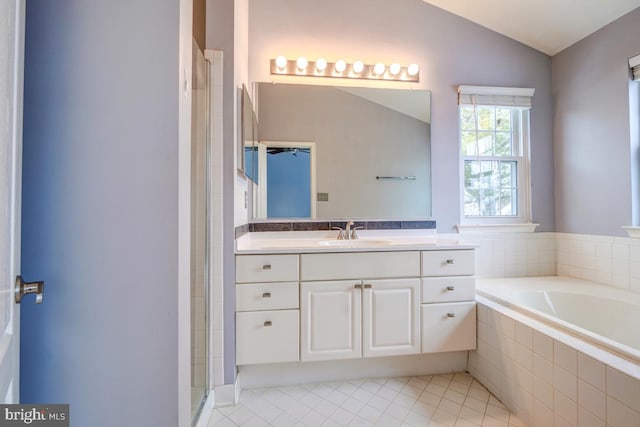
[191,40,210,422]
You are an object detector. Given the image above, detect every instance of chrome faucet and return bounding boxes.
[333,220,362,240]
[345,221,354,238]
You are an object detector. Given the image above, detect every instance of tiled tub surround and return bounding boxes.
[555,232,640,293]
[447,230,640,286]
[470,277,640,427]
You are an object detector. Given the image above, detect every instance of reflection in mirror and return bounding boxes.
[242,84,258,182]
[253,83,431,220]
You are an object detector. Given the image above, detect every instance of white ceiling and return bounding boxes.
[421,0,640,55]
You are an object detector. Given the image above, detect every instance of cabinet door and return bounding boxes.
[363,279,421,358]
[421,302,476,353]
[236,310,300,365]
[301,281,362,361]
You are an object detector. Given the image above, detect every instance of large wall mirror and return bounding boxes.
[252,82,431,220]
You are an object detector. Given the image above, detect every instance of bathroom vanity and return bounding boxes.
[234,231,477,368]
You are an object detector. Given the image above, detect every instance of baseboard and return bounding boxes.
[213,375,240,407]
[238,352,469,389]
[193,392,215,427]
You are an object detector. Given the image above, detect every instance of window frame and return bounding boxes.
[458,104,532,225]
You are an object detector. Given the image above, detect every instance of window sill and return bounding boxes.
[621,226,640,238]
[456,223,539,234]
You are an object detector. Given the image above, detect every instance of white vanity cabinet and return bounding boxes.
[234,246,477,367]
[235,254,300,365]
[420,250,477,353]
[300,252,421,362]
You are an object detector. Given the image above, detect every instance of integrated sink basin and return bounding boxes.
[318,239,392,247]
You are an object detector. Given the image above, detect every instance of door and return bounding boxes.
[0,0,25,403]
[260,141,316,219]
[300,281,361,361]
[363,279,421,358]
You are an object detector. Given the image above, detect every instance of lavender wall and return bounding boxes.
[206,0,238,384]
[552,8,640,236]
[248,0,555,233]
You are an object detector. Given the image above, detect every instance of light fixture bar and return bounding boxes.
[270,58,419,82]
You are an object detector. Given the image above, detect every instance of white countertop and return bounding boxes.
[235,230,478,254]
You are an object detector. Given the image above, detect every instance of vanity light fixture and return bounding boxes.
[270,56,419,82]
[275,55,288,71]
[296,56,308,71]
[315,57,327,72]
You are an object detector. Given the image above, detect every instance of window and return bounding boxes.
[458,86,534,225]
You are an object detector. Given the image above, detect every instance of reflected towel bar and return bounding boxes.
[376,176,416,180]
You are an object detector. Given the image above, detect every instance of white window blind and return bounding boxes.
[458,85,535,109]
[630,54,640,81]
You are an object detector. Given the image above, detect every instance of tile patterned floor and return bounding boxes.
[206,372,527,426]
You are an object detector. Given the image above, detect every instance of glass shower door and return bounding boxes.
[191,40,210,423]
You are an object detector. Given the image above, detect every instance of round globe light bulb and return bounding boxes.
[296,56,308,71]
[275,56,287,70]
[334,60,346,73]
[389,63,401,76]
[373,63,385,75]
[407,63,419,76]
[315,57,327,72]
[352,61,364,74]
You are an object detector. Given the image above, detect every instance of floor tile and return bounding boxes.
[204,373,526,426]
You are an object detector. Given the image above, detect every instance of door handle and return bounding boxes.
[15,275,44,304]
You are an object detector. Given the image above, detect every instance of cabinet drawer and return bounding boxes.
[421,302,476,353]
[421,277,475,303]
[236,254,299,283]
[236,282,299,311]
[422,250,474,276]
[236,310,300,365]
[301,251,420,281]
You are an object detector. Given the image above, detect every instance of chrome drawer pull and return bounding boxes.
[445,259,455,265]
[446,313,456,318]
[262,292,272,298]
[363,284,372,289]
[446,286,455,291]
[262,264,272,270]
[264,321,272,327]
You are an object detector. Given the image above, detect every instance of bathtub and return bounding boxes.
[470,276,640,427]
[477,276,640,363]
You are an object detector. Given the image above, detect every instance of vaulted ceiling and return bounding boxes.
[421,0,640,55]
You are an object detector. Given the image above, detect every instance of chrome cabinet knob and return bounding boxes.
[446,286,455,291]
[445,259,455,265]
[15,275,44,304]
